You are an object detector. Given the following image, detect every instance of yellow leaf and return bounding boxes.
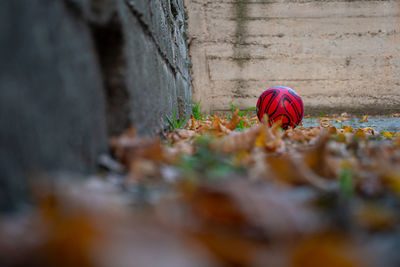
[359,115,368,123]
[383,172,400,195]
[255,128,265,147]
[362,127,375,135]
[355,128,365,139]
[381,132,394,138]
[337,133,346,143]
[343,126,354,133]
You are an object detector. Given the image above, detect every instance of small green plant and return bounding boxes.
[166,109,186,131]
[230,104,257,130]
[230,104,256,117]
[339,166,354,198]
[192,101,205,121]
[236,120,245,130]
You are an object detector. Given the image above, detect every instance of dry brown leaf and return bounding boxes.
[183,180,322,265]
[128,158,159,181]
[203,115,231,136]
[110,127,164,167]
[167,129,197,143]
[267,154,337,191]
[355,128,365,139]
[210,125,262,153]
[344,126,354,133]
[395,135,400,147]
[187,185,249,227]
[382,171,400,195]
[163,140,195,164]
[192,230,266,266]
[223,108,241,130]
[353,203,396,231]
[360,115,368,123]
[291,233,363,267]
[303,133,338,179]
[255,122,285,152]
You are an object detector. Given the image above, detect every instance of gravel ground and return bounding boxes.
[302,116,400,133]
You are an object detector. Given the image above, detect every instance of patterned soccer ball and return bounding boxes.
[256,86,304,130]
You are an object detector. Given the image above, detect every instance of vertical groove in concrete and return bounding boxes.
[233,0,249,68]
[233,0,250,101]
[92,17,132,137]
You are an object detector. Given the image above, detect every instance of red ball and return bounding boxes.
[256,86,304,130]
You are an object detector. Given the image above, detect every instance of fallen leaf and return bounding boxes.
[210,125,262,153]
[110,127,164,167]
[354,203,396,231]
[223,108,241,130]
[360,115,368,123]
[381,132,394,138]
[292,233,363,267]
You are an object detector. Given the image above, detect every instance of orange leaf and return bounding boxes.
[359,115,368,123]
[292,233,363,267]
[343,126,354,133]
[224,109,241,130]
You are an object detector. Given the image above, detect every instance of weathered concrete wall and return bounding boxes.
[0,0,191,211]
[119,0,192,135]
[186,0,400,114]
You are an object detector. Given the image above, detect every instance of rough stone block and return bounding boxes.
[125,0,152,27]
[120,2,175,134]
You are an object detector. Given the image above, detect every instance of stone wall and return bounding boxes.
[0,0,191,212]
[186,0,400,114]
[118,0,192,135]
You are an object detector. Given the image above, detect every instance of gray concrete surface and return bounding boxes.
[302,117,400,133]
[0,0,108,211]
[186,0,400,114]
[0,0,191,212]
[121,0,192,135]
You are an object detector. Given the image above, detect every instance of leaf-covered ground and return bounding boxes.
[2,110,400,267]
